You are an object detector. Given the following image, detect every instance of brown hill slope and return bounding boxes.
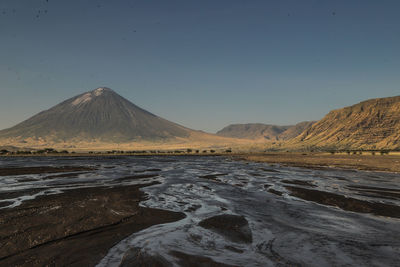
[217,121,314,141]
[216,124,290,140]
[277,121,316,140]
[290,96,400,150]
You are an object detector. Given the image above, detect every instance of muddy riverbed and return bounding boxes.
[0,156,399,266]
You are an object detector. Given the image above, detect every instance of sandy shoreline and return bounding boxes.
[2,152,400,173]
[236,153,400,173]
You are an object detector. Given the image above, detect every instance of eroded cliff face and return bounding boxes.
[291,96,400,150]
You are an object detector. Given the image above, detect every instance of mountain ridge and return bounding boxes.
[1,89,399,151]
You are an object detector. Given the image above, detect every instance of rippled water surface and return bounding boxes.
[1,156,399,266]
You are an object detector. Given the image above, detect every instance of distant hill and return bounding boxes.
[0,87,190,143]
[216,124,290,140]
[216,122,315,141]
[276,121,316,140]
[290,96,400,150]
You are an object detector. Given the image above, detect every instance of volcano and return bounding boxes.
[0,87,190,143]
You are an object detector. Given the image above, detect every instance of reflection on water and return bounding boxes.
[1,156,399,266]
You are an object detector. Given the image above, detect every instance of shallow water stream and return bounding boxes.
[1,156,399,266]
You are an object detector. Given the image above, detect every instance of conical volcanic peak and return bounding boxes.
[0,87,190,143]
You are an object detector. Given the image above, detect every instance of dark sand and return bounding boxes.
[0,183,185,267]
[199,214,252,244]
[170,250,239,267]
[199,173,227,181]
[285,186,400,219]
[0,166,94,176]
[119,248,239,267]
[267,188,283,196]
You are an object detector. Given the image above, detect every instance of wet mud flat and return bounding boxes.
[0,183,184,267]
[285,186,400,218]
[119,248,239,267]
[1,156,400,266]
[114,214,251,267]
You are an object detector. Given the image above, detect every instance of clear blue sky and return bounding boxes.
[0,0,399,133]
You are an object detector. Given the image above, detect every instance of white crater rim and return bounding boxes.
[93,87,112,96]
[71,87,113,106]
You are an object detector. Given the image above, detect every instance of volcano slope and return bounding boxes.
[0,87,252,150]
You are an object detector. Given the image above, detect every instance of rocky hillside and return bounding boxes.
[216,124,289,140]
[277,121,316,140]
[291,96,400,150]
[217,122,314,141]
